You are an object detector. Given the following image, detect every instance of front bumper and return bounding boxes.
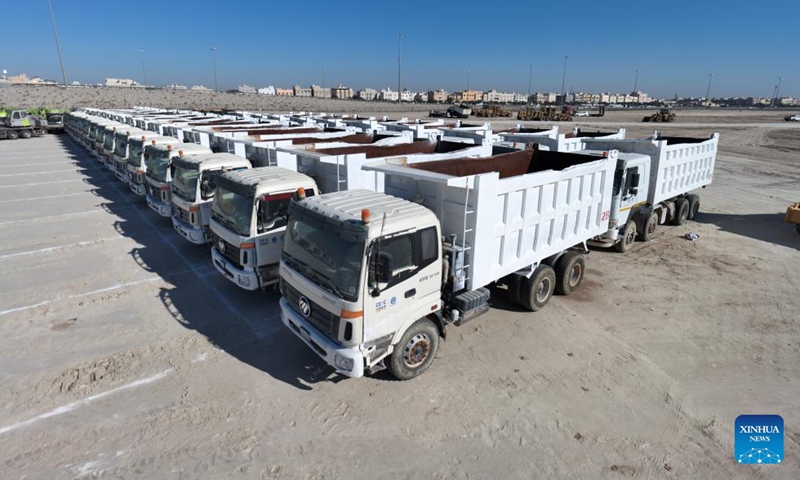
[129,179,146,196]
[280,297,364,378]
[146,195,172,217]
[210,246,258,291]
[103,150,115,168]
[172,216,210,245]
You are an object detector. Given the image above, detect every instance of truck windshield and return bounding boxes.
[172,166,198,202]
[145,151,171,182]
[211,186,253,236]
[114,134,127,157]
[283,217,365,301]
[103,132,115,150]
[127,140,144,167]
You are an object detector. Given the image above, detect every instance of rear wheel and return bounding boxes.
[686,194,700,220]
[387,318,439,380]
[521,265,556,312]
[19,130,32,139]
[6,130,19,140]
[672,199,690,225]
[638,212,658,242]
[507,275,523,306]
[555,252,585,296]
[615,221,637,253]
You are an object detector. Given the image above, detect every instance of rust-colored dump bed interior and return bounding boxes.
[313,140,471,158]
[186,119,252,126]
[290,132,395,145]
[407,147,603,179]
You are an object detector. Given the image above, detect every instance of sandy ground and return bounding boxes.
[0,104,799,479]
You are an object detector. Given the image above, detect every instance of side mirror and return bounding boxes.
[375,252,393,284]
[200,180,214,199]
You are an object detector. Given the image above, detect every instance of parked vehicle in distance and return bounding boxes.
[784,114,800,122]
[574,111,590,117]
[171,153,252,244]
[279,148,617,379]
[584,133,719,252]
[0,109,47,140]
[210,167,319,290]
[143,142,213,216]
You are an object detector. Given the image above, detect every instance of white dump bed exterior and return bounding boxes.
[536,128,627,152]
[585,133,719,205]
[275,141,493,194]
[364,151,617,291]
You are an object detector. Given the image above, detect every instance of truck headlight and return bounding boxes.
[334,354,354,372]
[238,276,251,287]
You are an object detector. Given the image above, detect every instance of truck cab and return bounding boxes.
[91,121,124,157]
[126,135,173,195]
[597,153,652,244]
[209,167,318,290]
[171,153,252,244]
[110,127,148,182]
[279,190,441,378]
[144,142,213,216]
[101,124,128,167]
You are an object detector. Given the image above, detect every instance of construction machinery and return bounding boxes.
[642,108,676,123]
[473,105,512,117]
[517,106,572,122]
[0,109,47,140]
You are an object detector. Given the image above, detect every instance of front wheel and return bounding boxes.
[387,318,440,380]
[20,130,32,139]
[6,130,19,140]
[615,221,637,253]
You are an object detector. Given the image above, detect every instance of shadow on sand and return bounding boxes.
[694,211,799,250]
[60,135,341,390]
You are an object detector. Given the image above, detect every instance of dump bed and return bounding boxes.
[584,133,718,205]
[363,149,616,291]
[277,140,493,194]
[534,128,627,152]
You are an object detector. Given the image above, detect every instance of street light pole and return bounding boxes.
[528,64,533,103]
[397,33,402,103]
[138,50,148,88]
[46,0,68,87]
[210,46,218,92]
[705,73,713,107]
[633,68,639,92]
[774,77,782,107]
[561,55,568,106]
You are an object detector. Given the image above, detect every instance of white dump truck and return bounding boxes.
[583,133,719,252]
[126,135,176,195]
[211,140,494,291]
[144,142,214,216]
[171,153,252,244]
[499,128,627,152]
[278,147,617,379]
[210,168,319,290]
[110,128,150,182]
[101,124,131,168]
[90,120,125,157]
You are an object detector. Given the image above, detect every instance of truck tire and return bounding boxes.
[638,212,658,242]
[555,251,585,296]
[521,265,556,312]
[615,221,637,253]
[387,318,440,380]
[20,130,32,139]
[507,275,523,306]
[686,194,700,220]
[6,130,19,140]
[672,198,690,225]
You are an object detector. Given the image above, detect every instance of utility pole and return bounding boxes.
[210,46,218,92]
[633,68,639,92]
[47,0,68,87]
[138,50,148,88]
[397,33,402,102]
[705,73,713,107]
[561,55,568,106]
[528,64,533,103]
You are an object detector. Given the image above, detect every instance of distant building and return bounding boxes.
[358,88,378,101]
[164,84,187,90]
[427,89,448,103]
[400,89,415,102]
[414,92,427,103]
[483,90,515,103]
[380,88,399,102]
[451,90,482,103]
[311,84,331,99]
[106,78,140,88]
[530,92,557,104]
[275,87,293,96]
[191,85,212,92]
[331,85,354,99]
[257,86,276,95]
[293,85,312,97]
[238,84,257,94]
[513,93,528,103]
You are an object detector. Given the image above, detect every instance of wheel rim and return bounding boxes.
[535,277,552,303]
[681,208,689,221]
[626,228,636,245]
[569,264,582,287]
[648,219,657,235]
[403,333,430,368]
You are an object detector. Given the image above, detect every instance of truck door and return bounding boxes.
[363,227,441,343]
[618,166,644,221]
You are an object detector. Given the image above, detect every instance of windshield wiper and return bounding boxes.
[314,271,346,299]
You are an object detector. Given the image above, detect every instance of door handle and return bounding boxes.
[405,288,416,298]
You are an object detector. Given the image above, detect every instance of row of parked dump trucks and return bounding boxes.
[65,107,718,380]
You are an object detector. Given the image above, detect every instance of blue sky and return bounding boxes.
[3,0,798,98]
